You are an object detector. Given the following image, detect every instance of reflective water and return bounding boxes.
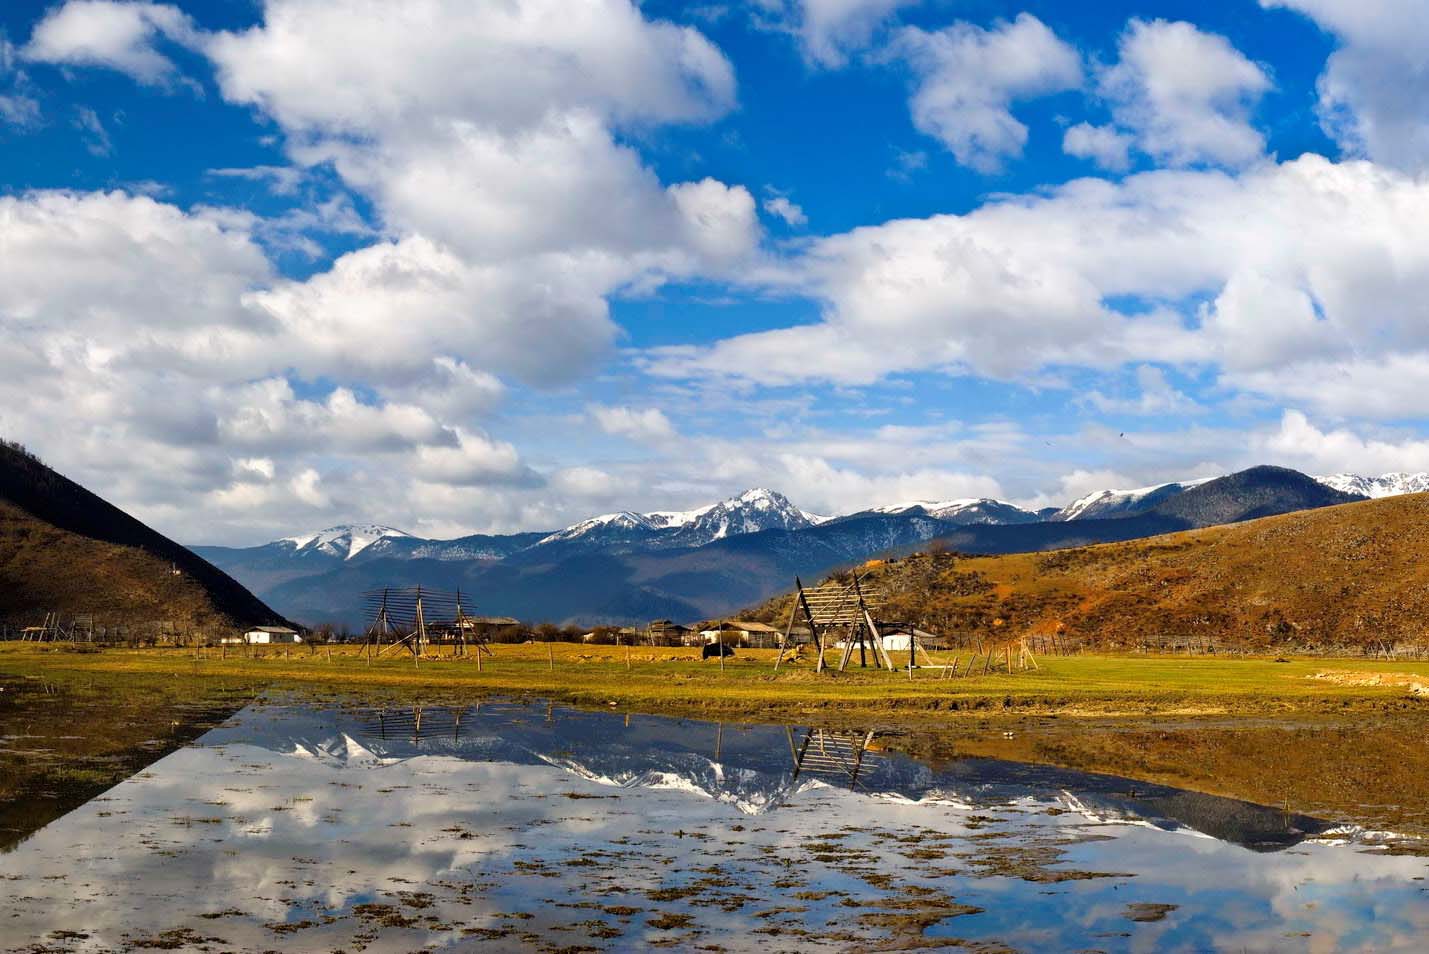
[2,700,1427,952]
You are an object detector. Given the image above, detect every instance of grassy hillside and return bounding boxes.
[0,441,290,636]
[754,493,1429,653]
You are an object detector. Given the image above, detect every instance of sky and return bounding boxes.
[3,0,1429,546]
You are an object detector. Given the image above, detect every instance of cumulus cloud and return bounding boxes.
[762,195,807,227]
[1264,409,1429,474]
[1098,19,1271,168]
[1082,365,1202,416]
[1062,122,1133,171]
[891,14,1082,172]
[0,190,547,541]
[648,154,1429,421]
[1263,0,1429,171]
[24,0,199,85]
[4,0,765,542]
[589,405,677,443]
[771,0,920,68]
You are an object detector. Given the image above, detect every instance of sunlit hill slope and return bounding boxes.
[758,493,1429,652]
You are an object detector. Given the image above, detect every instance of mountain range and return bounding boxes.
[193,466,1415,629]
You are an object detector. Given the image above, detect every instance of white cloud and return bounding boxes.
[206,0,733,137]
[772,454,1005,515]
[1082,365,1201,416]
[1062,122,1132,171]
[207,165,305,197]
[763,195,807,227]
[892,14,1082,172]
[550,465,621,500]
[1263,0,1429,171]
[649,154,1429,420]
[413,430,534,487]
[246,235,619,387]
[778,0,919,68]
[72,105,111,155]
[589,405,677,443]
[668,177,761,265]
[1263,409,1429,475]
[24,1,198,85]
[1098,19,1271,168]
[5,1,771,542]
[0,35,40,128]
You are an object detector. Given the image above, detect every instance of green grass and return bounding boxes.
[3,642,1426,722]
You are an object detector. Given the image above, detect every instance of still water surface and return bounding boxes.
[3,699,1427,952]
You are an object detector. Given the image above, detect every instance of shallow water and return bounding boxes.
[2,699,1428,953]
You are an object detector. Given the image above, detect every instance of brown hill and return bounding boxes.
[0,440,290,639]
[754,493,1429,653]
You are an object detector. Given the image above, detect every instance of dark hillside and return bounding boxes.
[1147,465,1362,525]
[0,441,289,634]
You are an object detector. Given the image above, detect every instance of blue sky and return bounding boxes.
[3,0,1429,544]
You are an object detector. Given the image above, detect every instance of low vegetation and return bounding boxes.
[2,642,1427,722]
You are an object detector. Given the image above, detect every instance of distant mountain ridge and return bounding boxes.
[1316,472,1429,499]
[195,465,1414,628]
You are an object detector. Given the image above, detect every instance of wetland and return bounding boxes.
[2,663,1429,952]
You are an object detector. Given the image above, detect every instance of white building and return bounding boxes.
[241,625,303,644]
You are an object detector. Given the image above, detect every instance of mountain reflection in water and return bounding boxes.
[304,702,1329,850]
[2,700,1426,953]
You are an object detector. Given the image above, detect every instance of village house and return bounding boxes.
[646,619,696,646]
[698,620,785,648]
[225,625,303,645]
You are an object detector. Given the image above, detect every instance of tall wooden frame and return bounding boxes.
[775,575,894,673]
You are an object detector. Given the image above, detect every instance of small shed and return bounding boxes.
[243,625,303,645]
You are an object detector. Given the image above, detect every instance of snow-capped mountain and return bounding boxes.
[1053,478,1214,521]
[666,488,823,545]
[535,488,821,552]
[866,497,1039,525]
[1315,472,1429,499]
[281,524,412,560]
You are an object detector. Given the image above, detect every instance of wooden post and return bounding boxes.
[625,645,631,671]
[548,642,554,671]
[774,596,800,671]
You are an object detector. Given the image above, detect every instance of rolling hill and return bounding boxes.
[0,441,289,637]
[767,491,1429,652]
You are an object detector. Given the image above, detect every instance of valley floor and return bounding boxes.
[3,642,1427,722]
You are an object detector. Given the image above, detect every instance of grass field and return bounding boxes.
[3,641,1427,722]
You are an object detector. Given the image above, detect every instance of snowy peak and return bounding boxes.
[282,524,412,560]
[538,488,818,550]
[672,488,817,543]
[870,497,1038,525]
[537,511,659,545]
[1316,472,1429,499]
[1054,478,1213,522]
